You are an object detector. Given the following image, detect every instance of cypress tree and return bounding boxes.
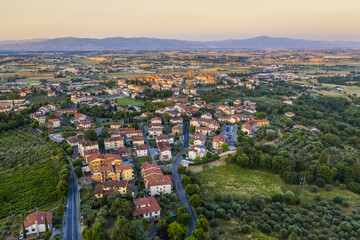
[319,150,328,165]
[44,212,49,232]
[22,219,27,239]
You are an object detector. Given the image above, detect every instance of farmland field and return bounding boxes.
[113,98,143,106]
[194,164,360,205]
[0,127,60,236]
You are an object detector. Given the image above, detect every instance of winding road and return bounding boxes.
[63,161,80,240]
[171,123,197,236]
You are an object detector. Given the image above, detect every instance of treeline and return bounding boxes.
[0,103,42,132]
[317,75,360,86]
[198,189,360,240]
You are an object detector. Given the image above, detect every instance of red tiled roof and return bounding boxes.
[133,197,161,217]
[23,211,52,229]
[135,144,148,151]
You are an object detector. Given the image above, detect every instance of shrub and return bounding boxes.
[210,219,220,227]
[314,194,322,202]
[341,200,350,208]
[325,184,332,192]
[240,224,252,234]
[340,184,347,190]
[311,185,319,193]
[316,178,326,187]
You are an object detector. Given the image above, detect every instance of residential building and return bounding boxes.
[78,140,99,157]
[157,142,172,160]
[133,197,161,220]
[135,144,148,157]
[212,135,227,150]
[104,136,124,151]
[20,211,52,238]
[156,135,174,144]
[141,162,172,196]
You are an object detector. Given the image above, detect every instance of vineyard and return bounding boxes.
[0,127,53,172]
[0,127,60,219]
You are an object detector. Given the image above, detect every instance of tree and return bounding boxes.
[181,175,192,186]
[110,199,132,218]
[74,166,83,178]
[256,112,266,119]
[22,219,27,239]
[58,204,65,213]
[83,224,110,240]
[319,150,328,165]
[188,228,207,240]
[66,147,74,156]
[168,222,188,240]
[221,143,229,152]
[57,180,69,196]
[177,166,186,174]
[132,220,147,240]
[195,218,209,232]
[84,129,97,141]
[44,213,49,232]
[177,207,191,226]
[42,231,52,240]
[324,133,340,146]
[113,217,135,240]
[190,124,195,134]
[185,184,200,196]
[190,194,201,208]
[317,164,337,184]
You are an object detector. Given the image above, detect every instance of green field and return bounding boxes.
[113,98,143,106]
[195,165,285,199]
[321,83,360,95]
[194,164,360,205]
[134,156,150,170]
[0,128,61,237]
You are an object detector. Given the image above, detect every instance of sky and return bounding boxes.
[1,0,360,41]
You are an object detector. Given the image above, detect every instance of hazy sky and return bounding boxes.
[1,0,360,41]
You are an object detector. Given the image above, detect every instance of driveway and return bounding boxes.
[171,123,197,236]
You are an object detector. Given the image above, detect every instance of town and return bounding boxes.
[1,50,360,240]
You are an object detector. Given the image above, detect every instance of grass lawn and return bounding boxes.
[134,156,150,170]
[113,98,143,106]
[194,165,285,199]
[194,164,360,206]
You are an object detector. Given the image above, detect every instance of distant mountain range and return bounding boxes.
[1,36,360,51]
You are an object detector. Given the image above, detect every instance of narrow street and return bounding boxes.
[171,123,197,236]
[143,126,156,162]
[63,161,80,240]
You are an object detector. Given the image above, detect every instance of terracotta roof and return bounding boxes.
[158,142,171,152]
[156,135,173,141]
[115,164,132,171]
[146,174,172,187]
[132,136,144,142]
[133,197,161,217]
[213,135,227,143]
[104,136,123,143]
[135,144,148,151]
[23,211,52,229]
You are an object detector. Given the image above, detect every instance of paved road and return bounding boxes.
[63,161,80,240]
[171,123,197,236]
[143,126,156,161]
